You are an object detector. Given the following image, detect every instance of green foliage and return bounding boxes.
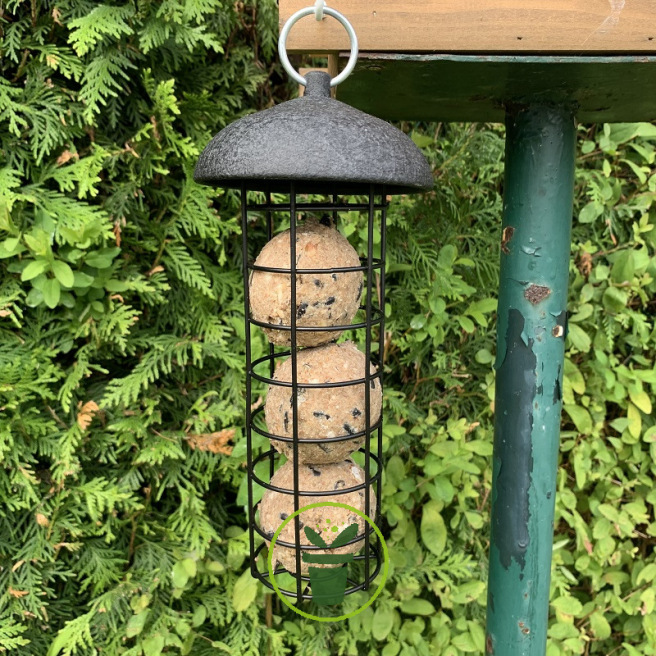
[1,2,656,655]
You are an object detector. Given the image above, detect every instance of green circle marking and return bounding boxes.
[266,501,389,622]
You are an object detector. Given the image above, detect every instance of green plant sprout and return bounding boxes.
[301,522,360,605]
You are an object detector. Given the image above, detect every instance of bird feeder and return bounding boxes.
[194,5,431,604]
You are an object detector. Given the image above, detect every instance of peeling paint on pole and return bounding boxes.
[486,104,576,656]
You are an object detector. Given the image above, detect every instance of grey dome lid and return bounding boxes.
[194,72,432,195]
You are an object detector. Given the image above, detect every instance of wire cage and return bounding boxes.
[241,185,389,602]
[194,58,431,607]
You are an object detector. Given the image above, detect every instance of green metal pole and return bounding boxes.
[486,104,576,656]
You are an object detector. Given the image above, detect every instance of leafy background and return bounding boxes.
[1,1,655,655]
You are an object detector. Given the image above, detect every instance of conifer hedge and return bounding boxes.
[1,2,656,655]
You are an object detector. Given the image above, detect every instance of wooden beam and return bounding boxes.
[279,1,656,54]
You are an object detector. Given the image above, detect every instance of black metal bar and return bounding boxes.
[377,194,388,525]
[248,258,383,274]
[246,202,388,212]
[266,190,275,482]
[250,367,382,389]
[289,185,303,603]
[248,309,383,333]
[363,186,375,589]
[251,450,383,495]
[251,407,382,443]
[241,183,256,578]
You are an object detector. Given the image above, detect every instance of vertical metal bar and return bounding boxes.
[266,191,275,482]
[289,184,302,602]
[377,194,387,527]
[486,104,576,656]
[363,186,375,588]
[241,185,256,577]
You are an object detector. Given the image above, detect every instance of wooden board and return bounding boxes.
[335,54,656,122]
[280,1,656,54]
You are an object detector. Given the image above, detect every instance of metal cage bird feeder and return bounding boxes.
[194,6,431,605]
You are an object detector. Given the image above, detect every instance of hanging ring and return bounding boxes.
[278,4,359,88]
[314,0,325,20]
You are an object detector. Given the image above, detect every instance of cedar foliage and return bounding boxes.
[1,2,656,655]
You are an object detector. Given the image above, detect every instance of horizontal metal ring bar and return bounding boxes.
[251,370,382,389]
[246,202,388,212]
[250,350,381,372]
[251,449,381,494]
[251,411,382,444]
[253,521,376,550]
[248,261,382,274]
[249,315,382,333]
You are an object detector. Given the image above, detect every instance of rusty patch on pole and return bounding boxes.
[524,284,551,304]
[486,633,494,654]
[501,226,515,254]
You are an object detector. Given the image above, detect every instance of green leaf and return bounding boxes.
[192,605,207,627]
[42,278,61,309]
[410,133,434,148]
[566,324,591,352]
[52,260,75,287]
[420,500,446,556]
[589,612,615,640]
[602,286,628,313]
[552,596,583,616]
[171,561,190,589]
[627,403,642,439]
[564,405,592,434]
[142,634,165,656]
[578,202,603,224]
[304,526,328,548]
[399,598,435,616]
[232,569,258,612]
[637,563,656,584]
[630,389,652,414]
[25,287,44,307]
[73,271,95,288]
[21,259,49,281]
[330,522,359,548]
[126,610,149,638]
[372,604,394,641]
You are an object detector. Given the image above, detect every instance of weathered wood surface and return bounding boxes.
[280,1,656,54]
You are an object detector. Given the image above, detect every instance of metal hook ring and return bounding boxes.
[278,5,359,88]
